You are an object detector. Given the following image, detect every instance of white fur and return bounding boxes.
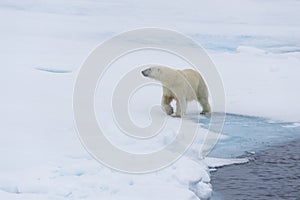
[142,66,211,117]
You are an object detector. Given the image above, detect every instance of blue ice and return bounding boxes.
[35,67,72,74]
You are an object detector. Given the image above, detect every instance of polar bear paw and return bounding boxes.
[200,110,211,115]
[164,105,174,115]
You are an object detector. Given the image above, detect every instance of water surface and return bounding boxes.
[211,139,300,199]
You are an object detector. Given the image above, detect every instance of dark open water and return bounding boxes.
[211,138,300,200]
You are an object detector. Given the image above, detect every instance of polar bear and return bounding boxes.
[141,66,211,117]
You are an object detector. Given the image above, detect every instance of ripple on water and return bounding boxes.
[211,139,300,200]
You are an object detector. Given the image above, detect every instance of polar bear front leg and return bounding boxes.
[161,87,174,115]
[161,95,174,115]
[175,98,187,118]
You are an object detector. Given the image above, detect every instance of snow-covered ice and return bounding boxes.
[1,0,300,199]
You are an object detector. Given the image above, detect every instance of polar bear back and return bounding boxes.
[178,69,208,101]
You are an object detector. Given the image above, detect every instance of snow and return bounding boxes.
[1,0,300,199]
[204,157,249,168]
[282,122,300,128]
[211,50,300,122]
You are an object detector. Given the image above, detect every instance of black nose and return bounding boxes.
[141,69,149,77]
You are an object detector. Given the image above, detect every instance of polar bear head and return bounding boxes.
[141,67,161,79]
[141,66,173,83]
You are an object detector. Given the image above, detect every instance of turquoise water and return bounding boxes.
[199,113,300,158]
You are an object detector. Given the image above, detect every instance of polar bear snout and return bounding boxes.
[141,68,151,77]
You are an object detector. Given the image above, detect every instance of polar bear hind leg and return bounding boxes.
[198,96,211,114]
